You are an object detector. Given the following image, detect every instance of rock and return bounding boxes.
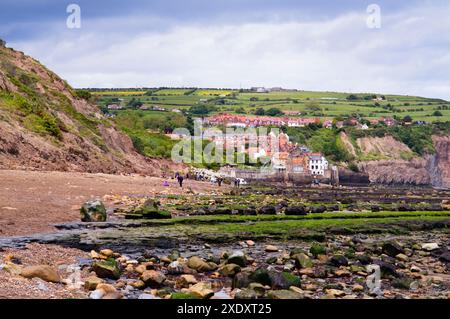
[269,271,301,289]
[309,243,327,257]
[211,290,232,299]
[100,249,114,258]
[293,253,313,269]
[355,255,371,266]
[138,293,158,299]
[177,274,198,288]
[246,240,255,246]
[96,283,117,294]
[219,264,241,277]
[310,206,327,214]
[20,265,61,283]
[266,256,278,264]
[103,292,123,299]
[396,253,408,262]
[227,251,247,267]
[285,206,308,215]
[371,205,381,212]
[168,249,181,261]
[421,243,439,251]
[188,282,214,299]
[325,289,346,297]
[410,265,422,273]
[80,200,107,222]
[268,290,302,299]
[141,270,166,287]
[90,289,106,299]
[392,277,414,290]
[167,261,184,274]
[234,288,258,299]
[353,284,364,292]
[249,268,272,286]
[131,280,146,289]
[92,259,121,279]
[84,276,105,290]
[382,242,405,257]
[265,245,279,252]
[374,261,399,278]
[232,272,251,289]
[135,264,148,274]
[329,255,348,267]
[248,283,266,297]
[258,205,276,215]
[187,256,217,272]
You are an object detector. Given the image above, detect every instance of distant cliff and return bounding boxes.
[346,134,450,188]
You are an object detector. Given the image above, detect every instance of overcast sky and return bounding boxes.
[1,0,450,100]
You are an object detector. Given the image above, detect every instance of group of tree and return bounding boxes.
[253,107,284,116]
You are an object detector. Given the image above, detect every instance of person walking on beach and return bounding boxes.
[177,174,184,188]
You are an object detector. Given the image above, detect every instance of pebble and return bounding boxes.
[421,243,439,251]
[265,245,279,252]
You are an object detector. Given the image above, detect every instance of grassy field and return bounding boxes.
[90,88,450,122]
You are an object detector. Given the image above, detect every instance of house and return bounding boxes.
[251,87,269,93]
[382,117,397,126]
[357,123,369,130]
[286,147,309,174]
[172,109,182,113]
[323,120,333,129]
[107,104,122,110]
[307,153,329,176]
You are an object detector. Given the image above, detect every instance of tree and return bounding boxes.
[403,115,413,123]
[432,110,443,117]
[255,108,265,116]
[346,94,359,101]
[265,108,284,116]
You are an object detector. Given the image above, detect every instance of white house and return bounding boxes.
[308,154,329,176]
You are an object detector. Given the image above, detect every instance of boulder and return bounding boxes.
[188,282,214,299]
[285,206,308,215]
[187,256,217,272]
[421,243,439,251]
[80,200,107,222]
[265,245,279,252]
[92,259,121,279]
[258,205,276,215]
[232,272,251,289]
[293,253,313,269]
[227,251,247,267]
[269,271,301,289]
[141,270,166,287]
[20,265,61,283]
[234,288,258,299]
[329,255,348,267]
[382,242,405,257]
[249,268,272,286]
[84,276,105,290]
[176,274,198,288]
[219,264,241,277]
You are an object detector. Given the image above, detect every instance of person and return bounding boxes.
[217,177,223,187]
[177,174,184,188]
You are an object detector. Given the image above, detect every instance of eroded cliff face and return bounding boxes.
[0,45,185,175]
[428,135,450,189]
[356,135,450,188]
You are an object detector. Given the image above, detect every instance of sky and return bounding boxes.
[1,0,450,100]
